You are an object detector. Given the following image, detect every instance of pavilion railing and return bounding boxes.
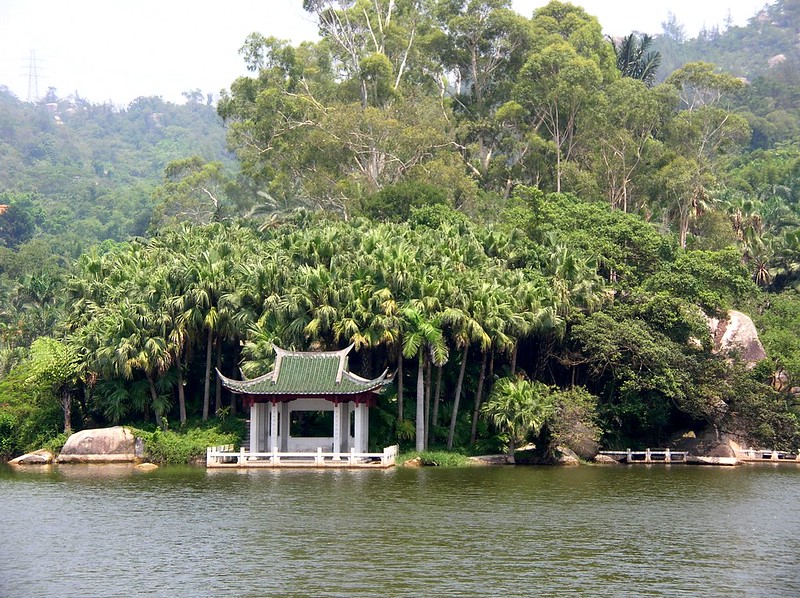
[206,444,399,468]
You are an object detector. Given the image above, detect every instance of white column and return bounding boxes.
[270,402,279,452]
[280,402,289,451]
[354,403,369,453]
[347,404,355,449]
[249,403,260,454]
[361,403,369,452]
[332,402,342,458]
[341,403,351,449]
[260,402,269,452]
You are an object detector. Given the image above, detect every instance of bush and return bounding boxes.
[41,432,69,455]
[399,450,471,467]
[133,420,243,464]
[0,411,18,459]
[0,361,63,459]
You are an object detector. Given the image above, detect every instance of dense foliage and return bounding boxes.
[2,0,800,459]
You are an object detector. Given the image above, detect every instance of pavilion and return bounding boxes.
[210,345,396,467]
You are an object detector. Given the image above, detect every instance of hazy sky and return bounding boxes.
[0,0,770,106]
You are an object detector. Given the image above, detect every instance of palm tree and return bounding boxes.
[90,297,173,425]
[544,241,605,317]
[468,279,517,446]
[182,240,231,420]
[482,377,553,463]
[612,33,661,86]
[401,303,448,453]
[723,194,765,259]
[441,291,490,450]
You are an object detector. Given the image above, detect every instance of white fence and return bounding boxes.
[207,444,399,468]
[737,449,799,461]
[598,449,687,463]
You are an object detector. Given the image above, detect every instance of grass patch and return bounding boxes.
[399,450,472,467]
[132,418,244,464]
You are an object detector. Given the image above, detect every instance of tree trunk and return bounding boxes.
[423,356,431,450]
[415,351,425,453]
[507,435,516,464]
[397,350,404,421]
[176,348,186,425]
[203,328,213,421]
[469,350,489,446]
[147,372,163,429]
[62,389,72,435]
[447,345,469,450]
[555,128,563,194]
[214,336,223,415]
[510,342,518,376]
[429,364,443,447]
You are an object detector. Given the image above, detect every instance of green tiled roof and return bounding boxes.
[217,345,391,396]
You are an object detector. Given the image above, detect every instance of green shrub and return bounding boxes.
[0,360,63,458]
[132,421,242,464]
[399,450,472,467]
[0,411,18,459]
[41,432,69,455]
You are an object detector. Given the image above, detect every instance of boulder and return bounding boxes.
[553,446,581,466]
[56,426,140,464]
[768,54,787,68]
[134,462,159,471]
[673,428,738,460]
[707,310,767,368]
[593,454,620,465]
[8,449,54,466]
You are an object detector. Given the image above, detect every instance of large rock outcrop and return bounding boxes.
[56,426,142,463]
[707,310,767,367]
[672,429,740,465]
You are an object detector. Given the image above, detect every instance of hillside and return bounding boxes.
[655,0,800,83]
[0,88,232,244]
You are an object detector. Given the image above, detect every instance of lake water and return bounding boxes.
[1,463,799,597]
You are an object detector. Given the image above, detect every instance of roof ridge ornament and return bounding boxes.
[271,347,283,384]
[335,345,354,385]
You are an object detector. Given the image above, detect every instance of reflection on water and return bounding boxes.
[1,464,799,597]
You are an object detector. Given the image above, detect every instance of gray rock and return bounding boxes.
[593,454,620,464]
[707,310,767,367]
[134,462,159,471]
[8,449,54,465]
[56,426,138,463]
[673,428,739,459]
[554,446,581,466]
